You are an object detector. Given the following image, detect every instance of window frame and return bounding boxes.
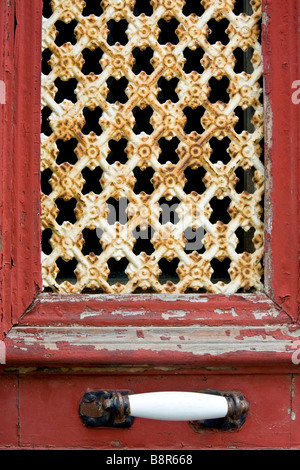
[1,0,299,371]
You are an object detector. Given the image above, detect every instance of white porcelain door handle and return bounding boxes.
[128,391,228,421]
[79,389,249,431]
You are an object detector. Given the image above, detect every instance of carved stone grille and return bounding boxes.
[41,0,264,294]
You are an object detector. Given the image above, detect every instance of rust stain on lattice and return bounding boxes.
[41,0,264,294]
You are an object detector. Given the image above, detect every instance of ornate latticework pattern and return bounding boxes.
[41,0,264,294]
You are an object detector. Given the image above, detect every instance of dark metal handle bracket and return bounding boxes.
[79,390,134,428]
[79,389,249,431]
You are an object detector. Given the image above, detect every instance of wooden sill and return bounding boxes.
[3,292,300,372]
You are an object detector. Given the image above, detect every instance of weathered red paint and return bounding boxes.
[0,0,299,450]
[1,373,297,449]
[0,0,15,338]
[0,0,42,339]
[0,376,18,447]
[19,292,286,327]
[262,0,300,322]
[0,0,298,356]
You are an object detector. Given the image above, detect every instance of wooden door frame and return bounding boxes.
[0,0,299,372]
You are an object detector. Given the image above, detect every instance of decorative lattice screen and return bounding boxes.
[41,0,264,294]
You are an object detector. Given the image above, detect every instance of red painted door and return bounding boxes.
[0,0,299,450]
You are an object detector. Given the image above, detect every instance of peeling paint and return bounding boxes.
[80,312,102,319]
[6,325,296,362]
[252,309,280,319]
[161,310,187,320]
[0,80,5,104]
[111,309,146,317]
[44,343,59,351]
[214,308,238,317]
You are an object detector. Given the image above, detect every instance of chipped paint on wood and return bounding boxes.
[262,0,300,322]
[5,323,300,371]
[0,0,298,383]
[20,291,287,328]
[0,0,42,338]
[0,1,299,451]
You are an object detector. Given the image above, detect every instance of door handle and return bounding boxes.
[79,390,249,431]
